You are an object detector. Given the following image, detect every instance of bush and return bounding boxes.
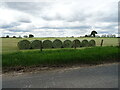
[52,39,62,48]
[72,39,81,48]
[81,40,89,47]
[63,40,72,48]
[30,40,42,49]
[43,40,52,49]
[17,40,30,50]
[89,40,96,47]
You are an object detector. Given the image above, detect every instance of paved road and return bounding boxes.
[2,63,118,88]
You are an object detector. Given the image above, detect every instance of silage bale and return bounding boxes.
[81,39,89,47]
[42,40,52,49]
[30,40,42,49]
[89,40,96,47]
[63,40,72,48]
[52,39,62,48]
[72,39,81,48]
[17,40,30,50]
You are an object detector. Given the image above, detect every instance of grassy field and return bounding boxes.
[2,37,119,53]
[2,46,119,68]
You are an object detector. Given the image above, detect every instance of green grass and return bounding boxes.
[2,37,119,53]
[2,46,119,68]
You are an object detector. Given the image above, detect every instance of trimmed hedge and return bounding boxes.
[17,40,30,50]
[30,40,42,49]
[42,40,53,49]
[63,40,72,48]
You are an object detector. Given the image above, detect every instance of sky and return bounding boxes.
[0,0,119,37]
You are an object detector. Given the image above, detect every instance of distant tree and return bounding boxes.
[29,34,34,38]
[6,35,9,38]
[13,36,16,38]
[85,35,88,37]
[90,31,97,37]
[24,35,28,38]
[18,35,22,38]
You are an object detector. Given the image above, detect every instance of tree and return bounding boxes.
[90,31,97,37]
[6,35,9,38]
[13,36,16,38]
[24,35,28,38]
[29,34,34,38]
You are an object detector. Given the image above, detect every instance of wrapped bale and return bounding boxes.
[63,40,72,48]
[30,40,42,49]
[52,39,62,48]
[72,39,81,48]
[81,39,89,47]
[17,40,30,50]
[43,40,52,49]
[89,40,96,47]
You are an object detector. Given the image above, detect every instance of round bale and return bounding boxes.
[30,40,42,49]
[17,40,30,50]
[89,39,96,47]
[52,39,62,48]
[63,40,72,48]
[72,39,81,48]
[81,39,89,47]
[42,40,52,49]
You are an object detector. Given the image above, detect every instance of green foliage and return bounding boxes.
[17,40,30,50]
[89,40,96,46]
[52,39,62,48]
[72,39,81,48]
[43,40,53,49]
[2,47,119,68]
[63,40,72,48]
[82,40,89,47]
[30,40,42,49]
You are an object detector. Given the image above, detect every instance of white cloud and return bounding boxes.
[0,0,118,37]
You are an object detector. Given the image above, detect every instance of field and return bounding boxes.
[2,37,119,53]
[1,37,119,72]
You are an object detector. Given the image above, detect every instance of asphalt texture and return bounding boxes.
[2,63,118,88]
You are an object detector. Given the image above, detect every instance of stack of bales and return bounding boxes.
[17,40,30,50]
[72,39,81,48]
[42,40,53,49]
[52,39,62,48]
[81,40,89,47]
[30,40,42,49]
[17,39,96,50]
[63,40,72,48]
[89,40,96,47]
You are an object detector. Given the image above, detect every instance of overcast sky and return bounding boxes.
[0,0,118,37]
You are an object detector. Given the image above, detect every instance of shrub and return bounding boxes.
[89,40,96,47]
[43,40,52,49]
[52,39,62,48]
[81,40,89,47]
[72,39,81,48]
[63,40,72,48]
[30,40,42,49]
[17,40,30,50]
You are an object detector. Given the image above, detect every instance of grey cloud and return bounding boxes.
[0,22,20,29]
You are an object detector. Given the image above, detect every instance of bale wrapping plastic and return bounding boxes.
[63,40,72,48]
[89,40,96,46]
[81,40,89,47]
[43,40,52,49]
[17,40,30,50]
[30,40,42,49]
[72,39,81,48]
[52,39,62,48]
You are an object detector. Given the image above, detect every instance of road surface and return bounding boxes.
[2,63,118,88]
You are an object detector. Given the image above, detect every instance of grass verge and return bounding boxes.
[2,46,119,71]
